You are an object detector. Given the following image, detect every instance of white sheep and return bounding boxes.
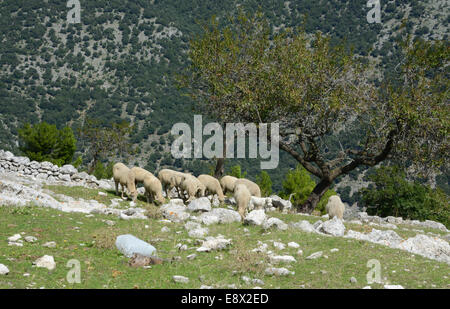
[198,174,225,203]
[235,178,261,197]
[234,184,251,222]
[143,174,165,205]
[131,166,153,185]
[178,174,205,202]
[325,195,345,220]
[158,169,185,197]
[113,163,138,202]
[220,175,238,194]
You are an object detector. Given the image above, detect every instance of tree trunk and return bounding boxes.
[213,133,227,178]
[299,178,332,213]
[88,153,99,174]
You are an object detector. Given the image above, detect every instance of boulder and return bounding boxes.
[115,234,157,258]
[291,220,316,233]
[34,255,56,271]
[270,195,292,212]
[395,234,450,264]
[188,227,209,238]
[187,197,212,212]
[160,202,190,223]
[262,217,288,231]
[199,208,241,224]
[196,235,232,252]
[244,209,267,226]
[320,217,346,236]
[60,164,78,175]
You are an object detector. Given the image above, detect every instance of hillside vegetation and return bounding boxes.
[0,0,448,194]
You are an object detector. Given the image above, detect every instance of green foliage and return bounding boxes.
[18,122,76,166]
[229,165,247,179]
[72,155,83,169]
[92,161,114,180]
[361,166,450,228]
[256,171,272,196]
[280,165,335,213]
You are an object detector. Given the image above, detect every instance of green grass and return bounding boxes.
[1,203,449,289]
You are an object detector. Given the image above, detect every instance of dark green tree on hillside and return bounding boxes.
[18,122,76,166]
[180,11,449,213]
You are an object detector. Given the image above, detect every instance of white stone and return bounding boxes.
[306,251,323,260]
[42,241,56,248]
[288,242,300,248]
[244,209,267,226]
[0,264,9,275]
[265,267,294,276]
[262,217,288,230]
[34,255,56,271]
[173,275,189,283]
[273,241,286,250]
[269,255,297,264]
[8,234,21,242]
[187,197,212,212]
[320,217,346,237]
[291,220,316,233]
[24,236,37,243]
[188,227,209,238]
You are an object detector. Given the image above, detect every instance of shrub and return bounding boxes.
[256,171,273,196]
[280,165,335,214]
[361,166,450,228]
[18,122,76,166]
[229,165,247,179]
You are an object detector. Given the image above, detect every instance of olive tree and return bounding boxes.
[180,12,449,212]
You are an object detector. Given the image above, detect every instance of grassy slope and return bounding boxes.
[0,186,449,289]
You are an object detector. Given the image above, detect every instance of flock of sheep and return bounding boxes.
[112,163,264,221]
[112,163,345,221]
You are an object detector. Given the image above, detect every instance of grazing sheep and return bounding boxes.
[143,174,165,205]
[131,166,154,185]
[178,174,205,202]
[220,175,238,195]
[235,178,261,197]
[234,184,251,221]
[158,169,185,197]
[325,195,345,220]
[198,174,225,203]
[113,163,138,202]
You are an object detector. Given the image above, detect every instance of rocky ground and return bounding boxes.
[1,149,449,288]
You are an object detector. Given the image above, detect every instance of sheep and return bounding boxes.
[234,178,261,197]
[198,174,225,203]
[220,175,238,195]
[325,195,345,220]
[113,163,138,202]
[143,174,165,205]
[177,174,205,202]
[131,166,153,185]
[158,169,185,197]
[234,184,251,221]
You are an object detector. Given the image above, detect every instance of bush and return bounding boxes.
[256,171,273,196]
[229,165,247,179]
[361,166,450,228]
[280,165,335,214]
[18,122,76,166]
